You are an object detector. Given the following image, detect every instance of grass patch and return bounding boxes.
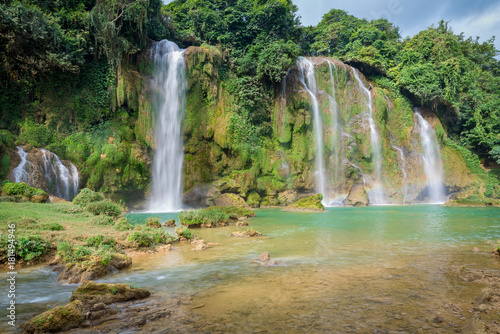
[0,202,133,266]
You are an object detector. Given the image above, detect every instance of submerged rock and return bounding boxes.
[162,219,176,227]
[213,193,251,209]
[342,183,369,207]
[191,239,209,251]
[283,193,324,212]
[254,252,278,266]
[231,230,262,238]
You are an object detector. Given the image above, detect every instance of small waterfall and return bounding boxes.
[40,149,79,200]
[13,147,79,200]
[414,111,446,203]
[13,147,33,184]
[351,68,386,204]
[297,57,327,202]
[326,60,343,199]
[149,40,186,212]
[392,145,408,204]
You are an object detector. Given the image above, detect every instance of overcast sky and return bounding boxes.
[294,0,500,50]
[164,0,500,52]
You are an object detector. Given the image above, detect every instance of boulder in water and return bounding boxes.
[70,281,150,305]
[57,254,131,284]
[283,193,324,211]
[231,230,262,238]
[214,193,251,208]
[343,183,369,207]
[162,218,176,227]
[254,252,278,266]
[23,300,84,333]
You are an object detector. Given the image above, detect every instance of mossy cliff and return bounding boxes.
[3,47,494,208]
[180,51,488,207]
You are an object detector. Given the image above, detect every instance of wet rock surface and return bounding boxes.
[57,254,132,284]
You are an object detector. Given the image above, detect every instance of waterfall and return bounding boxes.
[149,39,186,212]
[12,147,79,200]
[326,60,343,201]
[13,146,33,184]
[40,149,79,200]
[297,57,327,202]
[392,145,408,204]
[351,68,386,204]
[414,111,446,204]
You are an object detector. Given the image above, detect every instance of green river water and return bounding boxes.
[2,205,500,332]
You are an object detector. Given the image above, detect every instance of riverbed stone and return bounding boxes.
[23,300,84,333]
[70,281,150,305]
[343,183,369,207]
[57,254,132,284]
[162,219,176,227]
[283,193,324,211]
[231,230,262,238]
[213,193,251,208]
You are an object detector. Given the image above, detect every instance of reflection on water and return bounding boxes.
[2,206,500,332]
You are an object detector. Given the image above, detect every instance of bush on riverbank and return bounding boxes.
[73,188,122,216]
[145,217,161,228]
[175,226,194,239]
[126,227,177,248]
[179,206,256,227]
[1,182,48,203]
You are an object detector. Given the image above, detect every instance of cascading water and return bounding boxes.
[326,60,343,202]
[149,40,186,212]
[40,149,79,200]
[351,68,386,204]
[12,147,79,200]
[414,111,446,203]
[392,145,408,204]
[13,146,33,184]
[297,57,327,203]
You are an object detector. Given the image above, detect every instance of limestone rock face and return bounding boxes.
[283,193,324,212]
[343,183,369,207]
[213,193,251,208]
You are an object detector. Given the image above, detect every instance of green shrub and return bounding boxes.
[179,208,230,226]
[127,231,154,248]
[145,217,161,228]
[86,235,117,249]
[17,236,51,261]
[73,188,105,207]
[127,229,174,248]
[85,200,121,216]
[207,205,256,218]
[91,215,114,226]
[18,118,52,147]
[2,182,45,199]
[72,246,93,261]
[175,226,193,239]
[114,217,132,231]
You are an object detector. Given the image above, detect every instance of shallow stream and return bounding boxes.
[2,206,500,332]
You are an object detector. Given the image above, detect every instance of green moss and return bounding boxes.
[285,193,324,211]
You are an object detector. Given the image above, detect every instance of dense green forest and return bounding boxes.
[0,0,499,202]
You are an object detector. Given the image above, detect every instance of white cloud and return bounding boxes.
[448,2,500,42]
